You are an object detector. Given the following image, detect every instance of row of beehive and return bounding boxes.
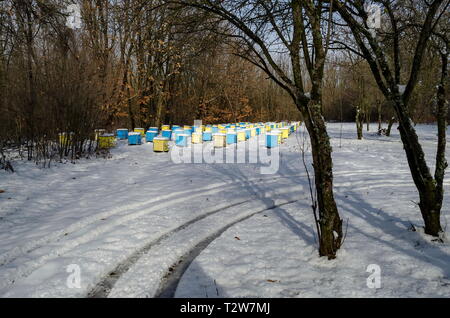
[127,122,300,152]
[60,122,301,152]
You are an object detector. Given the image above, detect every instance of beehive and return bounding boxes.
[237,130,246,142]
[99,133,116,149]
[153,137,169,152]
[226,132,237,144]
[176,134,189,147]
[203,132,213,141]
[172,129,184,141]
[192,133,203,144]
[280,127,290,139]
[146,131,158,142]
[161,125,171,131]
[271,129,282,144]
[266,133,279,148]
[116,129,128,140]
[161,129,172,140]
[134,128,145,136]
[128,132,142,145]
[213,133,226,148]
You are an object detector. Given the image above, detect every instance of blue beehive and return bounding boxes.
[184,129,192,136]
[173,129,184,141]
[256,127,261,135]
[176,134,189,147]
[203,132,212,141]
[245,129,251,139]
[148,127,159,134]
[146,131,158,142]
[116,129,129,140]
[212,126,219,134]
[266,133,279,148]
[128,132,142,145]
[226,132,237,144]
[162,129,172,140]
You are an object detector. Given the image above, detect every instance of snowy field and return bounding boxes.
[0,123,449,298]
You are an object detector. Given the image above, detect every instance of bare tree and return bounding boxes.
[167,0,344,259]
[334,0,449,237]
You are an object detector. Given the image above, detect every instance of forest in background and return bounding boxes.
[0,1,445,142]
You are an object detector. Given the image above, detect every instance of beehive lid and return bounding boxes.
[129,132,141,136]
[117,128,128,131]
[154,137,169,140]
[213,133,226,136]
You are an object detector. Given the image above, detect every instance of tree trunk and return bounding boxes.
[302,100,343,259]
[395,101,443,236]
[356,108,363,139]
[377,101,382,133]
[386,116,395,136]
[366,110,370,131]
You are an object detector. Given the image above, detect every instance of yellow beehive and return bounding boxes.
[184,125,192,131]
[192,133,202,144]
[153,137,169,152]
[161,125,170,131]
[250,128,256,137]
[219,128,227,134]
[213,133,226,148]
[280,127,289,139]
[98,134,116,149]
[260,127,266,134]
[204,127,212,133]
[265,125,271,132]
[237,131,246,142]
[218,124,225,129]
[134,128,145,136]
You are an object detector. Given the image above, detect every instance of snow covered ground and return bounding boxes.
[0,123,449,298]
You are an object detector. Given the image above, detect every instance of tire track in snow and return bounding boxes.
[0,183,302,292]
[154,201,298,298]
[105,198,300,298]
[0,174,301,269]
[87,199,252,298]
